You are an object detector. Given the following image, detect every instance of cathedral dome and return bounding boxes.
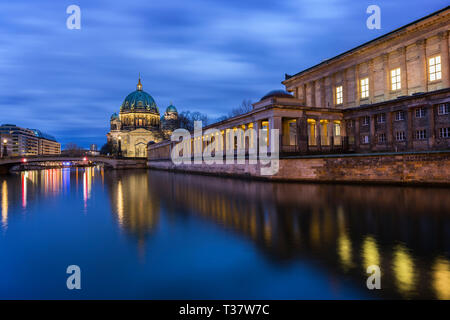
[120,77,159,113]
[166,104,178,113]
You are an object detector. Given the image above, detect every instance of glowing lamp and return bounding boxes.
[22,158,27,163]
[83,157,87,161]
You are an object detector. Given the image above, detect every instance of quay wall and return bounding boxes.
[147,151,450,185]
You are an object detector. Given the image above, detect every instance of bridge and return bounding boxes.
[0,155,148,173]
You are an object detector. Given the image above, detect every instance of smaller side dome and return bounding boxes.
[166,104,178,113]
[111,112,119,120]
[260,90,293,101]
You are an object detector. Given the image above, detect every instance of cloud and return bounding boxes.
[0,0,447,147]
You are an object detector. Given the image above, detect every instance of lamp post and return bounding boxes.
[2,139,7,158]
[118,136,122,158]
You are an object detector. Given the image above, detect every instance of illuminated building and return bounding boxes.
[150,7,450,157]
[107,76,180,158]
[0,124,60,156]
[31,129,61,155]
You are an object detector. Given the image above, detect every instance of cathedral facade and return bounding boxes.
[107,77,179,158]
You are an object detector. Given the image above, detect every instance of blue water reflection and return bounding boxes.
[0,167,449,299]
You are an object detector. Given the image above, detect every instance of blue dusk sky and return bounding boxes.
[0,0,448,148]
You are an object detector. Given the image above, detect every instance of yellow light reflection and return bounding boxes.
[362,235,380,269]
[433,257,450,300]
[1,181,8,230]
[392,244,416,297]
[117,180,124,226]
[338,234,353,270]
[337,206,353,270]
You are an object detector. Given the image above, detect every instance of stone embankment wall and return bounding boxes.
[147,151,450,185]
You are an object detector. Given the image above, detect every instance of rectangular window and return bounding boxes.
[335,85,343,105]
[395,131,406,141]
[334,122,341,136]
[362,135,369,144]
[439,127,450,138]
[438,103,449,115]
[429,56,442,81]
[391,67,401,91]
[360,77,369,99]
[378,133,386,143]
[395,111,405,121]
[415,107,426,118]
[414,130,427,140]
[377,113,386,123]
[362,116,370,126]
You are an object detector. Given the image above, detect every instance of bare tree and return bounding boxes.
[178,111,209,132]
[62,143,85,156]
[228,99,253,118]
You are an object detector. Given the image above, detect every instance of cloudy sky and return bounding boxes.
[0,0,447,147]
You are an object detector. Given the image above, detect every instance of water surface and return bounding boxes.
[0,167,449,299]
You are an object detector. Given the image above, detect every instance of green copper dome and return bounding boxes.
[166,104,178,113]
[120,77,159,113]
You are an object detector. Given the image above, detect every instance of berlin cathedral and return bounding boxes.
[107,77,180,158]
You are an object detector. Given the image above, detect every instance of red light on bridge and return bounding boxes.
[22,158,27,163]
[83,157,88,161]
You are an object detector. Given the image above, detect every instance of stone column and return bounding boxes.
[342,69,348,107]
[369,59,375,104]
[320,78,326,108]
[301,84,307,105]
[328,122,333,148]
[311,81,316,107]
[355,64,360,107]
[297,114,308,153]
[331,74,336,108]
[399,46,409,95]
[254,121,261,156]
[269,117,282,152]
[417,39,428,92]
[223,129,228,155]
[383,53,390,100]
[438,31,450,88]
[316,119,322,151]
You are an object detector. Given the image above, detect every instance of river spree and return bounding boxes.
[0,167,449,299]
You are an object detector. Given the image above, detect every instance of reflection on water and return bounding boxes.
[433,257,450,300]
[138,171,450,299]
[0,168,449,299]
[1,180,7,230]
[392,244,416,297]
[107,171,160,248]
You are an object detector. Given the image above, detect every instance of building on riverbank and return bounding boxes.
[149,7,450,160]
[107,76,180,158]
[0,124,60,157]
